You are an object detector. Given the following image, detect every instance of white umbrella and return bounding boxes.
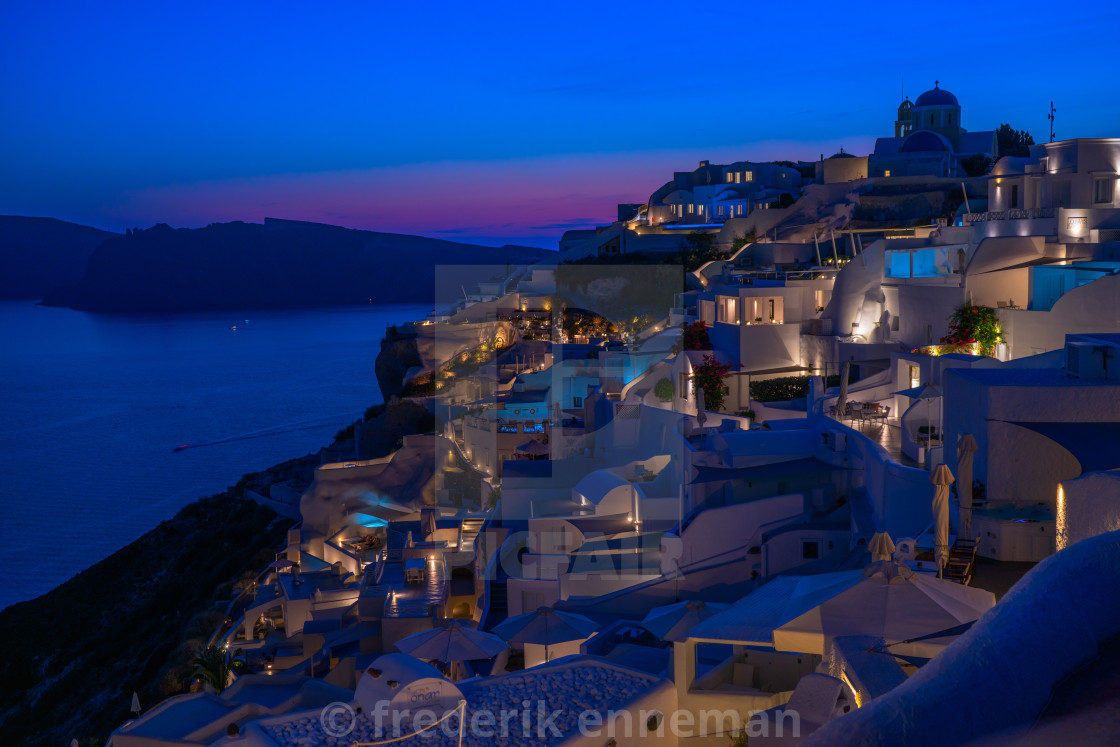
[772,561,995,658]
[695,385,708,427]
[268,558,294,570]
[396,619,508,680]
[957,434,978,539]
[420,507,439,539]
[868,532,896,563]
[931,464,955,577]
[130,691,141,715]
[493,608,597,663]
[838,361,851,419]
[641,600,730,642]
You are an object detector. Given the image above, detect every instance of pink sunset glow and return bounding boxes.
[112,139,875,248]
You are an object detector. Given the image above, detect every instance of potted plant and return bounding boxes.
[654,377,675,401]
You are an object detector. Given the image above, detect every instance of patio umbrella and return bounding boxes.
[838,361,851,418]
[268,559,294,570]
[930,464,955,577]
[641,600,731,642]
[130,691,141,715]
[421,507,439,540]
[695,386,708,428]
[771,561,995,658]
[894,384,942,444]
[493,607,598,663]
[516,439,550,457]
[396,619,508,680]
[957,434,978,539]
[868,532,895,562]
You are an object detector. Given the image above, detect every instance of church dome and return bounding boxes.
[900,130,951,153]
[914,83,958,107]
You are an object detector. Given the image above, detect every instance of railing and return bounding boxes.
[964,207,1055,222]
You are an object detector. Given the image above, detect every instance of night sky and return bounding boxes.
[3,1,1119,249]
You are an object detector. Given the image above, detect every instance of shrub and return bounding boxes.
[942,304,1002,355]
[682,320,711,350]
[653,377,675,401]
[693,354,733,411]
[750,372,854,402]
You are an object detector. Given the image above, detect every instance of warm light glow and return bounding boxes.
[1056,484,1068,551]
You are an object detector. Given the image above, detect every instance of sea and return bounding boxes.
[0,300,428,611]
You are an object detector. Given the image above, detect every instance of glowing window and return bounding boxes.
[744,171,754,181]
[884,169,892,177]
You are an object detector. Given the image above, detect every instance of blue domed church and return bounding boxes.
[870,82,997,177]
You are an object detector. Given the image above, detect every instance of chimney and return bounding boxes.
[699,160,709,168]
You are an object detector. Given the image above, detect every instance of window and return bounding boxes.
[1095,177,1115,204]
[802,541,821,560]
[1010,184,1019,209]
[884,169,891,177]
[572,396,583,408]
[726,173,734,183]
[737,204,743,216]
[680,373,690,399]
[688,204,694,214]
[735,171,742,184]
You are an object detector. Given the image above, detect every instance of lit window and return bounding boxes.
[688,204,694,214]
[726,173,733,183]
[884,169,891,177]
[737,204,743,216]
[1094,177,1115,204]
[735,171,742,184]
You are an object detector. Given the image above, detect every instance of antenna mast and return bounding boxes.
[1048,101,1057,143]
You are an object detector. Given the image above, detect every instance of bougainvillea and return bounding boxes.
[682,320,711,351]
[692,353,733,412]
[940,304,1002,356]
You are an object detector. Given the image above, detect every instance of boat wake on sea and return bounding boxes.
[173,411,360,451]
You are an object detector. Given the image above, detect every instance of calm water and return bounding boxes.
[0,300,427,610]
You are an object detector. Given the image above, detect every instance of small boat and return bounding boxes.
[230,325,237,331]
[174,444,189,452]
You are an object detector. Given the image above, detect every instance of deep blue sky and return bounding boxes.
[3,1,1118,248]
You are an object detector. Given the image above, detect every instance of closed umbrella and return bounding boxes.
[421,507,439,540]
[930,464,955,577]
[695,386,708,428]
[493,607,598,663]
[268,558,294,570]
[957,434,978,539]
[396,619,508,680]
[130,691,141,715]
[838,361,851,419]
[641,600,730,642]
[868,532,895,563]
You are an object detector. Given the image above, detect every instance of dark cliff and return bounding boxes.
[0,216,119,299]
[41,218,552,312]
